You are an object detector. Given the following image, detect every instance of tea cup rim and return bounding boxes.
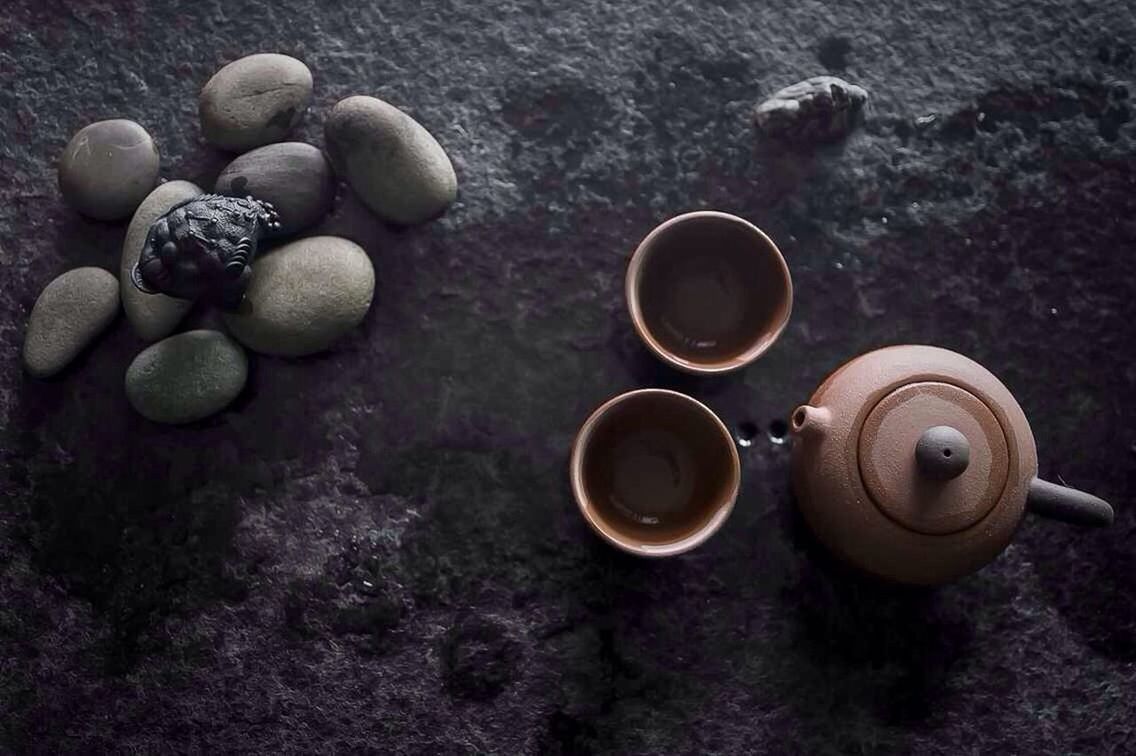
[569,388,741,557]
[625,210,793,375]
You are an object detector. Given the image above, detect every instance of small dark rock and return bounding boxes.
[754,75,868,144]
[442,613,522,701]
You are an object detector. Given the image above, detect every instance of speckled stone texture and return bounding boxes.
[0,1,1133,753]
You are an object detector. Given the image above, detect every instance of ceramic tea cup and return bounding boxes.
[626,210,793,374]
[570,389,741,556]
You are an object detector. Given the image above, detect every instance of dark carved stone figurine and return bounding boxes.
[131,194,281,309]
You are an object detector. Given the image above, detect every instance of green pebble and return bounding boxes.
[223,236,374,357]
[125,330,248,424]
[24,267,119,378]
[324,95,457,225]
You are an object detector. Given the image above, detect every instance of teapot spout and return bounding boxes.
[791,405,832,443]
[1027,478,1114,527]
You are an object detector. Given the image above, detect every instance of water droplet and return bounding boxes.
[736,421,758,447]
[768,419,789,445]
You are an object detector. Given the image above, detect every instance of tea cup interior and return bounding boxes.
[628,212,792,373]
[571,389,740,556]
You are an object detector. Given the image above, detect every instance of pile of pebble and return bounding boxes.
[23,53,457,424]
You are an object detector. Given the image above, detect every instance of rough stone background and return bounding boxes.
[1,0,1134,753]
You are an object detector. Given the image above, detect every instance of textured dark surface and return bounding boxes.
[1,1,1134,753]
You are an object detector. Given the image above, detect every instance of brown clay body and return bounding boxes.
[626,211,793,374]
[790,345,1113,585]
[570,389,741,557]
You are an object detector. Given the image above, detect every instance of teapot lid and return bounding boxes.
[858,381,1010,534]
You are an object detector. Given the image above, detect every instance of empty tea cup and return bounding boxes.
[569,389,741,556]
[626,210,792,374]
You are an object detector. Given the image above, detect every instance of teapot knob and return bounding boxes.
[915,425,970,480]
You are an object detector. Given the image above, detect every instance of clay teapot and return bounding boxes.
[790,345,1113,584]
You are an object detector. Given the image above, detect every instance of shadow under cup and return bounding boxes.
[627,211,793,374]
[570,390,741,556]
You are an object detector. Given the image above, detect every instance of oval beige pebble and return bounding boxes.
[223,236,374,357]
[125,330,248,424]
[58,119,160,221]
[120,180,201,341]
[324,95,457,225]
[23,267,120,378]
[215,142,335,234]
[199,53,313,152]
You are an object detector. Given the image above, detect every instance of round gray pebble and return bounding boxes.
[120,180,201,341]
[324,95,457,225]
[23,267,120,378]
[199,53,313,152]
[125,330,248,424]
[214,142,335,234]
[223,236,374,357]
[58,119,160,221]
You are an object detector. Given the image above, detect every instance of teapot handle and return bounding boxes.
[1026,478,1114,527]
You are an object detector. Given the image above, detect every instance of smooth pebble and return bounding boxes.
[120,180,201,341]
[23,267,120,378]
[324,95,457,225]
[58,119,160,220]
[199,53,313,151]
[215,142,335,234]
[223,236,374,357]
[125,330,248,424]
